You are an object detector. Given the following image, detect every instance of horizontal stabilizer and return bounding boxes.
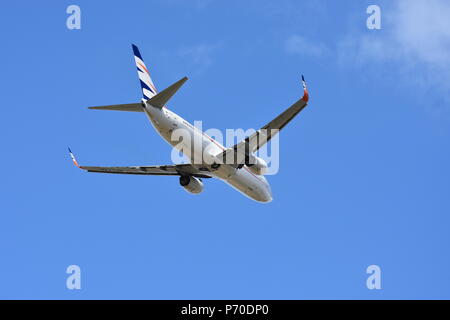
[146,77,188,109]
[88,103,144,112]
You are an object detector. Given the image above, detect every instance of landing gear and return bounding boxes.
[211,163,221,170]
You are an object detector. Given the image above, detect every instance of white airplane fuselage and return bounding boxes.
[143,104,273,202]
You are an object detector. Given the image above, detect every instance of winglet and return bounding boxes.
[68,147,80,168]
[302,75,309,103]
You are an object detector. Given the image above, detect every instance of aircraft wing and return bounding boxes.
[217,76,309,165]
[68,149,212,178]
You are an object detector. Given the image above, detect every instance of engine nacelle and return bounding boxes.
[246,156,268,175]
[179,176,204,194]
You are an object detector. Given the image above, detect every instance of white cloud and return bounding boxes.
[393,0,450,66]
[338,0,450,98]
[285,35,328,57]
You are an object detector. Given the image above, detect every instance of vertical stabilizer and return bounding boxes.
[132,44,157,101]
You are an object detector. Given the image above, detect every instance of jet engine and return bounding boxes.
[179,176,204,194]
[246,156,268,175]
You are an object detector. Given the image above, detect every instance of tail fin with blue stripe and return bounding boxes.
[132,44,157,101]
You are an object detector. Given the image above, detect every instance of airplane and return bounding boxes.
[69,44,310,203]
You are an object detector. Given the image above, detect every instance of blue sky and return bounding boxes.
[1,0,450,299]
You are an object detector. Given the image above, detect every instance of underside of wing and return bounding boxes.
[79,164,212,178]
[68,150,211,178]
[242,96,307,153]
[217,76,309,165]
